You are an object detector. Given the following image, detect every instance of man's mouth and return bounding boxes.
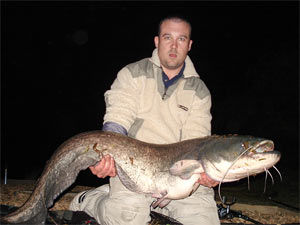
[169,53,177,58]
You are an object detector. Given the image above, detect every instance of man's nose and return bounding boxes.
[171,40,178,49]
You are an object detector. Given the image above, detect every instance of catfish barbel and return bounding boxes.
[1,130,281,224]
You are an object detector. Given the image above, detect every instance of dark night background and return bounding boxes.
[1,1,299,187]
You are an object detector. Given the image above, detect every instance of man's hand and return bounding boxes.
[89,155,117,178]
[197,172,219,188]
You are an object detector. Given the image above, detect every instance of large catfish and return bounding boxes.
[1,131,281,224]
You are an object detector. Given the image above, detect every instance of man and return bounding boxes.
[70,15,220,225]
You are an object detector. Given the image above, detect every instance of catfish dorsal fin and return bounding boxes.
[169,160,203,179]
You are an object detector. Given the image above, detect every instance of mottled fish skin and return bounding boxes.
[1,131,103,224]
[1,131,281,224]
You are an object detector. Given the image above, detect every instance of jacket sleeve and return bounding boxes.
[181,91,212,141]
[102,121,128,135]
[103,67,139,131]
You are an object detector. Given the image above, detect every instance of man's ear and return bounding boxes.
[154,36,159,48]
[188,40,193,51]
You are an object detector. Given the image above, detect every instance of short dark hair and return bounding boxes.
[158,15,192,39]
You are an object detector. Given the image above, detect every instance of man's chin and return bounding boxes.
[165,62,183,70]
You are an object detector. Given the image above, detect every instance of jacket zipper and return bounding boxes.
[162,87,167,100]
[179,129,182,141]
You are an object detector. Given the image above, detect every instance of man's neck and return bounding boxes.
[162,65,183,79]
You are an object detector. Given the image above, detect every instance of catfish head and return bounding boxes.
[198,135,281,182]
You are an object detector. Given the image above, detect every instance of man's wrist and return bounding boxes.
[102,122,128,135]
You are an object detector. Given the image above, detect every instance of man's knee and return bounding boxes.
[170,206,220,225]
[167,187,220,225]
[96,192,152,225]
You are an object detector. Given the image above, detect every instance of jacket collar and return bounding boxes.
[150,48,199,78]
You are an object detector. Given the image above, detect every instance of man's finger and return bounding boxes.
[108,157,116,177]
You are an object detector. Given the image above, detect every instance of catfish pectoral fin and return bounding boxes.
[169,160,202,179]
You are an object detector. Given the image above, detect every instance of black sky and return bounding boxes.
[1,1,299,184]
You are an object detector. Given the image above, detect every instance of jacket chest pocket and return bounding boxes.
[172,90,194,127]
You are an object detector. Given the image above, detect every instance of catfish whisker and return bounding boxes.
[263,168,274,193]
[247,171,250,191]
[218,146,252,203]
[266,169,274,185]
[272,165,282,181]
[264,168,267,193]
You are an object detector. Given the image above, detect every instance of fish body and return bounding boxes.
[1,131,281,224]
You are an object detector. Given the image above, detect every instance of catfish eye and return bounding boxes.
[242,141,249,150]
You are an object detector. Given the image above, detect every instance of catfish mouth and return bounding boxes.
[248,140,274,154]
[203,140,281,183]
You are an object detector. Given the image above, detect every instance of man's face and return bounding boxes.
[154,19,193,71]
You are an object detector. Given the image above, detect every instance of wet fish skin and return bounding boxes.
[1,131,281,224]
[2,131,104,224]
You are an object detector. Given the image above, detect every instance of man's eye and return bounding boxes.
[164,36,171,40]
[179,37,186,41]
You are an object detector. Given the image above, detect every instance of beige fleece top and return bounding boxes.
[103,48,212,144]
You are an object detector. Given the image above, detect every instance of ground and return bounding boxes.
[1,169,299,224]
